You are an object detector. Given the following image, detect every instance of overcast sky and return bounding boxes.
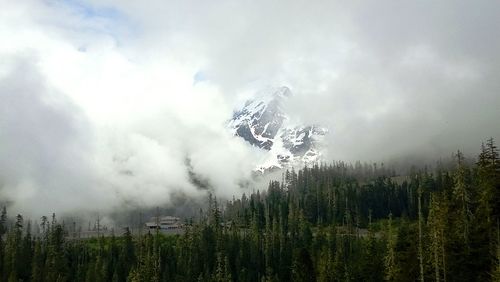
[1,0,499,215]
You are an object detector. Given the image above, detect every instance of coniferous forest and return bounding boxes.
[0,138,499,282]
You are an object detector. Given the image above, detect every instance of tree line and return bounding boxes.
[0,138,499,281]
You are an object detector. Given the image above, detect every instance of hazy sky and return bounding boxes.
[1,0,499,214]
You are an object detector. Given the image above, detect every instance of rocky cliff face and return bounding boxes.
[228,86,327,172]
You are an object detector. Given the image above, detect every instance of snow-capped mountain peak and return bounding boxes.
[228,86,327,172]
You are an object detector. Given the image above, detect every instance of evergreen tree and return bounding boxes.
[384,214,398,281]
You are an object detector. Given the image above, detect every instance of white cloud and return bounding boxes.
[1,0,499,214]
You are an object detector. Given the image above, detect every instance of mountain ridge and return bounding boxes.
[228,86,327,172]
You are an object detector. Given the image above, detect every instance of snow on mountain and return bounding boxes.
[228,86,327,172]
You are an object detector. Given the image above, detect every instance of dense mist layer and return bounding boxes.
[1,0,499,215]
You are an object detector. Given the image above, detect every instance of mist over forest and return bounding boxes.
[0,1,499,281]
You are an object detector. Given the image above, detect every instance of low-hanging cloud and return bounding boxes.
[0,56,262,216]
[0,56,100,214]
[1,0,500,215]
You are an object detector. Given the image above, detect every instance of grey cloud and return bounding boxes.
[0,56,97,215]
[125,0,500,162]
